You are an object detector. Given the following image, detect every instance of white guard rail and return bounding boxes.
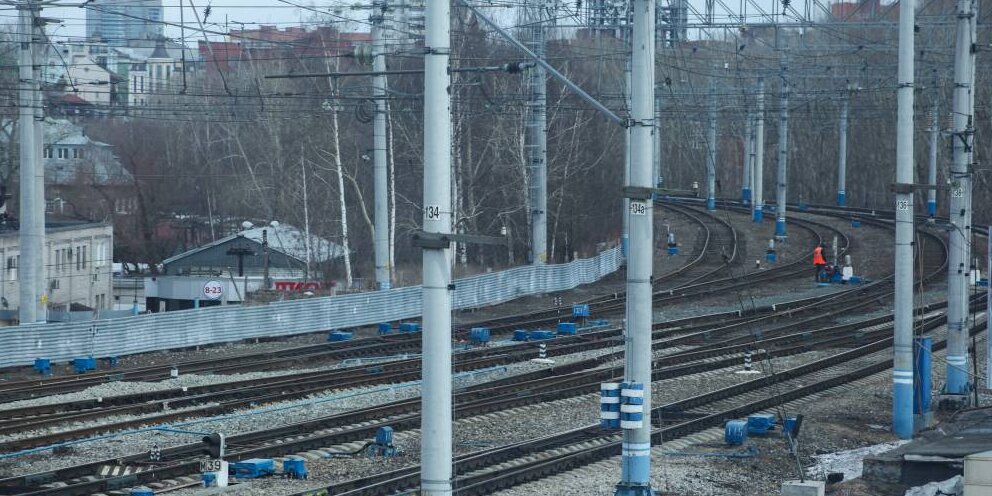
[1,247,622,367]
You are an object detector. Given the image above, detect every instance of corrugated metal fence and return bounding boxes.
[1,247,622,367]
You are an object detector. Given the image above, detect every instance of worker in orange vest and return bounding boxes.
[813,244,827,282]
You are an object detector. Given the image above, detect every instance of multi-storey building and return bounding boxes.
[86,0,164,46]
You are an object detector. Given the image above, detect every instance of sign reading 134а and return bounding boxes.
[629,201,648,216]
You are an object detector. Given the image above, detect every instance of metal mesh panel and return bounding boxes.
[1,247,621,367]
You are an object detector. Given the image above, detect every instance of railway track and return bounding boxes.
[0,203,950,495]
[0,205,832,406]
[0,216,911,454]
[1,303,959,496]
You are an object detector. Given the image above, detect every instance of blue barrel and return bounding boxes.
[378,323,392,335]
[725,420,748,445]
[328,331,353,342]
[572,304,591,318]
[33,358,50,375]
[74,357,95,374]
[782,417,798,437]
[557,322,577,335]
[283,457,307,479]
[102,356,119,368]
[747,414,776,434]
[469,327,491,344]
[375,426,394,445]
[130,487,155,496]
[513,330,529,341]
[202,472,216,487]
[530,330,555,340]
[400,322,420,333]
[766,251,777,263]
[851,219,861,228]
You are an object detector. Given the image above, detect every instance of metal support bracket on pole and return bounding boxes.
[889,183,951,194]
[623,186,699,199]
[411,231,507,249]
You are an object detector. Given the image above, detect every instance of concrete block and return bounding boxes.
[966,450,992,486]
[781,480,825,496]
[965,484,992,496]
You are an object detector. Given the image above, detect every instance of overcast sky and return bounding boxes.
[45,0,361,40]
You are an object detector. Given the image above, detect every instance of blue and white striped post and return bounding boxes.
[618,382,650,495]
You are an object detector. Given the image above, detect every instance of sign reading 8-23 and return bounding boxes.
[202,280,224,300]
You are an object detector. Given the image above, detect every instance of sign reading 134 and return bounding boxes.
[629,201,647,216]
[425,204,442,220]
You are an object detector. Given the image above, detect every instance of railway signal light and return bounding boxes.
[202,432,225,459]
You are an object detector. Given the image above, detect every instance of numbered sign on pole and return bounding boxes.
[202,280,224,301]
[425,204,441,221]
[629,201,647,216]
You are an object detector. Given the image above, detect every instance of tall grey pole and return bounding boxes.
[945,0,975,399]
[986,225,991,391]
[742,111,752,204]
[33,10,45,318]
[654,90,662,188]
[892,0,916,439]
[752,78,765,223]
[927,71,939,216]
[775,63,789,239]
[622,52,631,256]
[527,0,547,265]
[420,0,453,489]
[705,84,716,211]
[615,0,654,490]
[17,2,39,325]
[372,5,391,290]
[837,93,849,207]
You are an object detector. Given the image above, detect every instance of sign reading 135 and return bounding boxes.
[425,204,441,220]
[629,201,647,216]
[896,200,911,211]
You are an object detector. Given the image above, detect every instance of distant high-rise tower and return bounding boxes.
[86,0,163,45]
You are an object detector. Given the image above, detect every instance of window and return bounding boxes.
[55,249,60,272]
[72,148,81,159]
[43,147,52,159]
[61,248,68,271]
[82,245,87,269]
[7,256,16,281]
[57,148,69,159]
[75,247,81,271]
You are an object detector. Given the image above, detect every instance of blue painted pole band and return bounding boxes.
[706,197,715,211]
[753,206,763,223]
[927,201,937,216]
[837,191,846,206]
[893,369,914,439]
[775,219,786,237]
[742,188,751,204]
[946,355,970,394]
